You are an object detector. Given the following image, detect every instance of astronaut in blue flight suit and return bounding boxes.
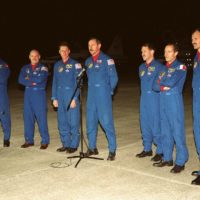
[0,58,11,147]
[52,42,82,154]
[85,38,118,161]
[153,43,188,173]
[136,43,163,162]
[18,50,50,149]
[191,28,200,185]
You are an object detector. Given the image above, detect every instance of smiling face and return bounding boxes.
[88,39,101,56]
[192,30,200,52]
[164,45,178,64]
[59,46,70,62]
[141,46,154,63]
[29,50,40,65]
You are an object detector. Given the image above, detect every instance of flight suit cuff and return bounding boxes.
[51,97,57,101]
[160,86,165,91]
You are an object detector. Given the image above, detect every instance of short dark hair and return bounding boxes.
[165,42,179,52]
[58,41,71,49]
[88,37,101,45]
[142,43,156,51]
[192,28,200,34]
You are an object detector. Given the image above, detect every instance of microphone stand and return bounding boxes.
[67,71,103,168]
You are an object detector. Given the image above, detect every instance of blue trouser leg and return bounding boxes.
[140,93,162,154]
[0,110,11,141]
[24,91,35,144]
[57,99,71,147]
[161,94,188,165]
[96,87,116,152]
[140,93,153,152]
[68,101,80,148]
[152,119,162,155]
[151,94,162,154]
[160,96,174,162]
[173,95,188,165]
[32,91,50,144]
[0,90,11,141]
[86,92,98,150]
[193,89,200,158]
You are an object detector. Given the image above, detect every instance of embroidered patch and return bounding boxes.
[66,64,72,68]
[75,63,82,69]
[148,66,155,72]
[159,72,165,79]
[107,59,115,65]
[88,63,93,68]
[95,64,100,68]
[168,68,175,73]
[58,66,63,72]
[194,62,198,69]
[26,68,30,74]
[97,60,102,64]
[41,66,48,71]
[179,65,186,71]
[140,70,145,77]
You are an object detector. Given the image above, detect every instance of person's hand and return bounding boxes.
[163,86,170,91]
[70,99,76,108]
[53,100,58,108]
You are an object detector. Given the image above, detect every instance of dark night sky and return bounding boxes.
[0,0,200,71]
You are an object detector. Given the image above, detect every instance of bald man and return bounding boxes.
[18,50,50,149]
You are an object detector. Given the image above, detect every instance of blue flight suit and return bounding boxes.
[192,53,200,175]
[153,59,188,166]
[0,59,11,141]
[18,63,50,145]
[52,58,81,148]
[85,51,118,153]
[139,59,163,154]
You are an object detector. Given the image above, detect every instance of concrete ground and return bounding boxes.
[1,70,200,200]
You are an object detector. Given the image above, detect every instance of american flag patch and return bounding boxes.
[75,63,82,69]
[179,65,186,71]
[41,66,48,71]
[107,59,115,65]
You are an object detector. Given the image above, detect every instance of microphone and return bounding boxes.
[77,67,86,79]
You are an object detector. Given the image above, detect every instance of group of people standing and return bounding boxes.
[0,38,118,161]
[1,29,200,185]
[137,28,200,185]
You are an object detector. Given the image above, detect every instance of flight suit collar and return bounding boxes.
[145,59,154,67]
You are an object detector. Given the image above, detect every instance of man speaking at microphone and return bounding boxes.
[85,38,118,161]
[52,42,82,153]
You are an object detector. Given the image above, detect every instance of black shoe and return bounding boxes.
[21,142,34,148]
[40,144,48,150]
[192,171,199,176]
[85,148,99,156]
[68,148,77,154]
[153,160,173,167]
[136,150,152,158]
[56,146,69,152]
[3,140,10,147]
[191,175,200,185]
[151,154,163,162]
[107,152,116,161]
[170,164,185,173]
